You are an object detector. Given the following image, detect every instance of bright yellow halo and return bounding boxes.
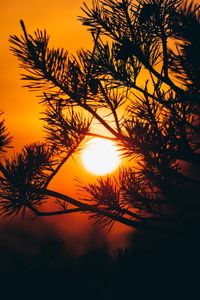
[81,138,120,175]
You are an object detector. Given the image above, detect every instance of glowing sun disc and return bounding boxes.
[81,138,120,175]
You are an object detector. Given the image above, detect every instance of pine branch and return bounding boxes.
[30,206,81,216]
[0,114,12,154]
[28,186,175,232]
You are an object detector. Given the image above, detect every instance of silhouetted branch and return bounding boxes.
[0,114,12,154]
[30,206,81,216]
[27,186,175,232]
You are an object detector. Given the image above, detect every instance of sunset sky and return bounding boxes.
[0,0,132,251]
[1,0,91,149]
[0,2,199,298]
[0,0,93,199]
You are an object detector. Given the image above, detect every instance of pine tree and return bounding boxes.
[0,0,200,233]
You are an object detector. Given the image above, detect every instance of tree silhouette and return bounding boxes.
[0,0,200,233]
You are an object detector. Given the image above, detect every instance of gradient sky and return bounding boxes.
[1,0,91,148]
[0,0,132,249]
[0,0,95,202]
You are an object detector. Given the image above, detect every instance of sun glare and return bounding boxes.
[81,138,120,175]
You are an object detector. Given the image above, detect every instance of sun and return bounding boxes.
[81,138,120,175]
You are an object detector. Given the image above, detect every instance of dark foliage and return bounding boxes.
[0,113,12,155]
[0,222,200,300]
[0,144,55,217]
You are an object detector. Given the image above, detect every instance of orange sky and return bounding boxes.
[0,0,95,199]
[1,0,91,147]
[2,0,198,254]
[0,0,132,251]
